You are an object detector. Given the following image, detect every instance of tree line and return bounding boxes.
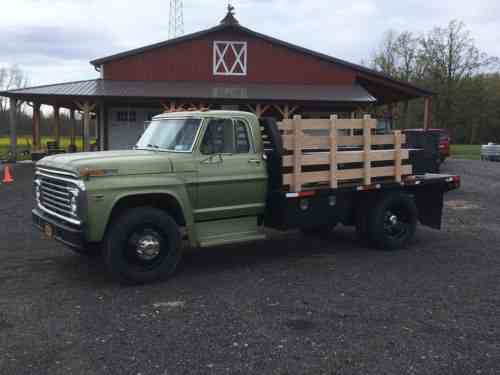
[370,20,500,144]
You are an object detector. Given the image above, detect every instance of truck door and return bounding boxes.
[194,117,267,222]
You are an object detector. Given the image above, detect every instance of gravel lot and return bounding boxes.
[0,159,499,375]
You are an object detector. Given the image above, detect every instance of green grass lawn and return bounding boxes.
[0,136,88,160]
[451,144,481,160]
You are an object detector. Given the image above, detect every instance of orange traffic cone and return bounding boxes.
[3,165,13,183]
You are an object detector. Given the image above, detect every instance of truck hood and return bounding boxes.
[37,150,187,176]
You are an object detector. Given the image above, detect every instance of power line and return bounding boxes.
[169,0,184,39]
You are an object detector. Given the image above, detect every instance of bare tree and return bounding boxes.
[372,30,399,77]
[395,32,421,127]
[0,65,29,113]
[419,20,499,130]
[372,30,422,127]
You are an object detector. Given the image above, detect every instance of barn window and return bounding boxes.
[213,41,247,76]
[116,111,137,122]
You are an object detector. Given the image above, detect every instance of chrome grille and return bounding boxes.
[35,168,84,225]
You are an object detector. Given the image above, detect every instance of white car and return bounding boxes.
[481,143,500,161]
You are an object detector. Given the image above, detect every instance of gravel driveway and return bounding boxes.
[0,159,499,375]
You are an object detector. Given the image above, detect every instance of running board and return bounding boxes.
[199,233,267,248]
[195,217,266,248]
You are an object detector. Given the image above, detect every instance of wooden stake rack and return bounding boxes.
[279,115,412,192]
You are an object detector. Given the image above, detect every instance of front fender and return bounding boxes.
[83,173,195,244]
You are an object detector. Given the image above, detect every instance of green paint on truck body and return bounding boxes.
[36,111,268,247]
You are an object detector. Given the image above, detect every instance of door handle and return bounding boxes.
[248,159,262,165]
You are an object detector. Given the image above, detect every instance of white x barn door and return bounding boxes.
[213,41,247,76]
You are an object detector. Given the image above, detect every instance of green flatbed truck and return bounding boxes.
[33,111,460,283]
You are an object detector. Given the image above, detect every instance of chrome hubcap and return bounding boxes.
[389,214,398,226]
[384,209,408,240]
[135,234,161,261]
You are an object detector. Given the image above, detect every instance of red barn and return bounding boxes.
[1,7,431,155]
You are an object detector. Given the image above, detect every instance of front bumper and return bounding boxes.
[32,208,85,249]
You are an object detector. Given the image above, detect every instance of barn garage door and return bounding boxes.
[108,108,159,150]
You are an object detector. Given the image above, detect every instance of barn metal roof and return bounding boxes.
[0,79,376,103]
[89,21,432,98]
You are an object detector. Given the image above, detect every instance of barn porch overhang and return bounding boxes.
[0,79,377,107]
[0,79,379,159]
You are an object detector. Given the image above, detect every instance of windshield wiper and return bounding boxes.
[134,144,161,151]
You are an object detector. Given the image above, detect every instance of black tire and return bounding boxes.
[367,193,417,251]
[104,207,182,284]
[300,224,336,238]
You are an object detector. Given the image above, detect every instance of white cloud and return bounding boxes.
[0,0,499,86]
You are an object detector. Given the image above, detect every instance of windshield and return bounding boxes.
[136,118,202,152]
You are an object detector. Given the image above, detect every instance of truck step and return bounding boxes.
[195,216,266,248]
[199,233,267,248]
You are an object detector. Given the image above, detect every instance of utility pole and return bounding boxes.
[169,0,184,39]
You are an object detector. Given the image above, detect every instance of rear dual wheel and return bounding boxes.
[356,193,417,251]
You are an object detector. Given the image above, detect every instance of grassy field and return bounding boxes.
[451,144,481,160]
[0,136,89,160]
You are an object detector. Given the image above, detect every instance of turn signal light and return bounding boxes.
[79,168,118,178]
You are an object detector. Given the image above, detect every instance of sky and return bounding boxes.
[1,0,500,87]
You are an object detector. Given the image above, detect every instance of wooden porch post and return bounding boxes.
[70,110,76,146]
[9,98,18,160]
[423,97,432,130]
[82,113,86,150]
[161,100,187,112]
[53,106,61,144]
[247,104,270,118]
[33,103,41,151]
[274,104,299,120]
[76,102,96,152]
[98,103,106,151]
[388,103,394,128]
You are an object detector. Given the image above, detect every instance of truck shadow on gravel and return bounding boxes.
[178,228,375,276]
[50,228,371,286]
[45,226,440,287]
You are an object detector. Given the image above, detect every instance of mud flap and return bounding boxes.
[414,188,444,230]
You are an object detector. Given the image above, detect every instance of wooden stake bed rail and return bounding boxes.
[279,115,412,193]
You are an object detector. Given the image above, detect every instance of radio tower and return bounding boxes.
[169,0,184,39]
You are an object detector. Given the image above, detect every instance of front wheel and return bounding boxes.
[367,193,417,251]
[104,208,182,284]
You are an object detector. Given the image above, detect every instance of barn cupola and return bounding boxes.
[220,4,239,26]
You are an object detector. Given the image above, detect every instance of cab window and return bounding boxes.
[200,118,252,155]
[200,118,234,155]
[234,120,251,153]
